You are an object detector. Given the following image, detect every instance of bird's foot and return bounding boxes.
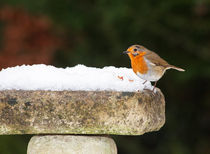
[142,80,147,84]
[143,88,152,92]
[143,87,156,94]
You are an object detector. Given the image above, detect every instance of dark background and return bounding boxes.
[0,0,210,154]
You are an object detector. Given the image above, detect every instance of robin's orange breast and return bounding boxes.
[131,56,148,74]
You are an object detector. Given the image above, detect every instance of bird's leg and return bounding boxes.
[152,81,157,92]
[143,80,147,84]
[142,80,150,92]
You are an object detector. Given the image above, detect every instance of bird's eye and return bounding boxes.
[133,48,137,52]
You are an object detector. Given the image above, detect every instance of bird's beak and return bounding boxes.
[123,51,129,54]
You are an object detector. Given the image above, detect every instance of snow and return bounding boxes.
[0,64,152,92]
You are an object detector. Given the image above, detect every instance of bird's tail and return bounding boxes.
[167,65,185,72]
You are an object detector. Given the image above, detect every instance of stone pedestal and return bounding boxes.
[0,89,166,154]
[27,135,117,154]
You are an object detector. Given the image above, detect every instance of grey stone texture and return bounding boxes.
[0,89,165,135]
[27,135,117,154]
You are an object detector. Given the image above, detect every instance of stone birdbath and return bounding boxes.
[0,65,165,154]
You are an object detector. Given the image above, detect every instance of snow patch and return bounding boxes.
[0,64,152,92]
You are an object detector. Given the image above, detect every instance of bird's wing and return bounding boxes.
[144,50,170,68]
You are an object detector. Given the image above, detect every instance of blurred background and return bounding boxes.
[0,0,209,154]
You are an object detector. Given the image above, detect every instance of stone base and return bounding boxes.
[27,135,117,154]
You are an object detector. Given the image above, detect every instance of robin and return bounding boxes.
[123,44,185,91]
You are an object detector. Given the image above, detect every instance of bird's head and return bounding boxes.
[123,45,147,58]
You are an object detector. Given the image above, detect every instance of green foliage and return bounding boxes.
[0,135,31,154]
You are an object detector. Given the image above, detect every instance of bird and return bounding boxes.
[123,44,185,91]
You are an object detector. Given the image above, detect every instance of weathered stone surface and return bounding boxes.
[0,89,165,135]
[27,135,117,154]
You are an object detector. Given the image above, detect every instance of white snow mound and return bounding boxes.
[0,64,152,92]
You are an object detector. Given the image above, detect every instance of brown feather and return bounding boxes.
[144,49,185,71]
[144,49,170,68]
[166,65,185,71]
